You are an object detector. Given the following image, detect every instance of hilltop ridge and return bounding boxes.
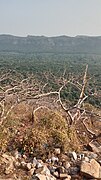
[0,34,101,54]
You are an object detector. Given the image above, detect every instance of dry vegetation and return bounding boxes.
[0,66,101,179]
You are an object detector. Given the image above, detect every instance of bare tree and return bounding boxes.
[0,66,101,140]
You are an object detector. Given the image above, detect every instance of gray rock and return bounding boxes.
[69,166,80,175]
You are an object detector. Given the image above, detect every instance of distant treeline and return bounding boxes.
[1,35,101,54]
[0,52,101,107]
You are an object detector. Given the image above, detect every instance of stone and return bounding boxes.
[81,159,100,179]
[35,167,44,174]
[1,154,15,175]
[69,151,77,161]
[63,161,71,169]
[48,165,57,174]
[57,166,66,175]
[36,162,43,168]
[29,167,35,175]
[51,156,59,164]
[84,157,89,162]
[33,157,38,167]
[59,173,71,179]
[89,141,101,153]
[23,154,27,160]
[14,150,21,159]
[27,162,32,170]
[82,151,98,160]
[46,158,52,163]
[54,148,61,155]
[77,153,85,160]
[31,176,40,180]
[53,171,59,178]
[14,161,21,168]
[42,165,51,175]
[72,151,77,161]
[5,168,13,175]
[98,160,101,165]
[99,167,101,179]
[61,154,69,161]
[35,165,50,176]
[69,166,80,175]
[21,161,27,168]
[0,179,15,180]
[35,174,56,180]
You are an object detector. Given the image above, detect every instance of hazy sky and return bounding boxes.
[0,0,101,37]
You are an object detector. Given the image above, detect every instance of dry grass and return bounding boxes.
[0,101,100,159]
[0,103,81,158]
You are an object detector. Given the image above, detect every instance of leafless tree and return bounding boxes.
[0,66,101,140]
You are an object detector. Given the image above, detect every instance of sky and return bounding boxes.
[0,0,101,37]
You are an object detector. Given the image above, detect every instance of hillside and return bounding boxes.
[0,35,101,54]
[0,34,101,179]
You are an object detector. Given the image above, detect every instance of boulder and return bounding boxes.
[81,159,101,179]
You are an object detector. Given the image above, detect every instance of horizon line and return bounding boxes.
[0,33,101,38]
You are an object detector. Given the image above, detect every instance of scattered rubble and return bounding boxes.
[0,145,101,180]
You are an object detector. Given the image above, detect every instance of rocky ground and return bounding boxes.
[0,100,101,180]
[0,144,101,180]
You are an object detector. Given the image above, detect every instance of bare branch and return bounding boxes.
[83,118,96,136]
[75,65,88,108]
[32,106,50,122]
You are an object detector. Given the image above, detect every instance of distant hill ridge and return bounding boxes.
[0,34,101,54]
